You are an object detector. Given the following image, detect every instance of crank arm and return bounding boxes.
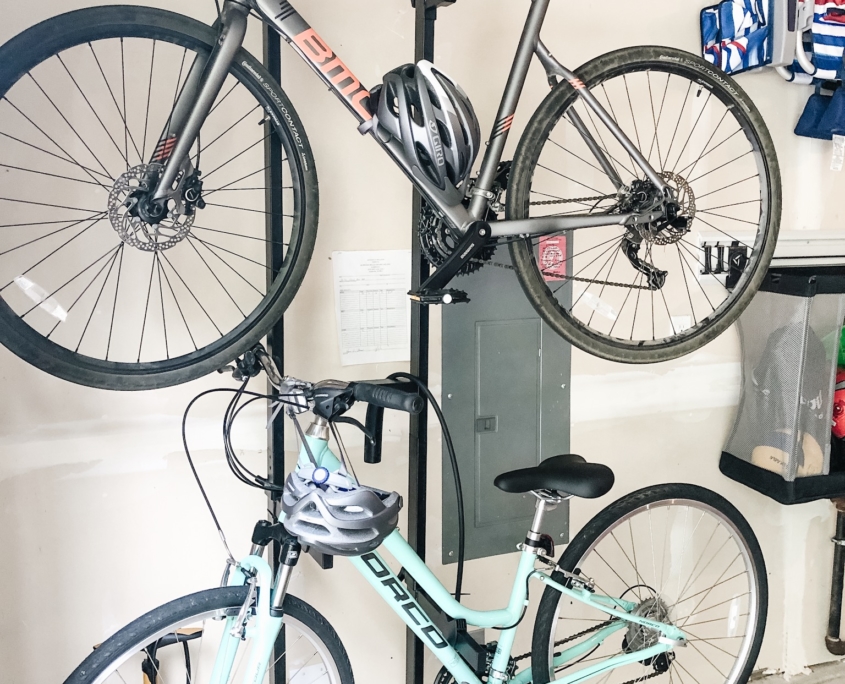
[411,221,492,293]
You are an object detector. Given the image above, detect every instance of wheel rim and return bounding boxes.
[547,498,761,684]
[88,608,344,684]
[515,58,772,354]
[0,30,307,373]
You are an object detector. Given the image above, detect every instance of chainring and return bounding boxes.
[419,202,496,276]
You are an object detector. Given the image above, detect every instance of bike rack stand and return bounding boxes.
[261,4,450,681]
[263,23,288,684]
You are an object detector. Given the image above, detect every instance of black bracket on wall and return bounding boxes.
[263,24,289,684]
[406,2,449,683]
[262,3,451,680]
[411,0,456,9]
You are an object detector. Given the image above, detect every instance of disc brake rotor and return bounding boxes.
[108,164,194,252]
[648,171,695,246]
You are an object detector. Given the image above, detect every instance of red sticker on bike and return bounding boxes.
[539,235,567,281]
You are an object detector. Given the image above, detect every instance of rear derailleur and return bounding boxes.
[619,179,691,292]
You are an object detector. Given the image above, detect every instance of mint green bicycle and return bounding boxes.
[63,351,767,684]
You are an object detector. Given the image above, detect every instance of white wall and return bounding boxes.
[0,0,843,682]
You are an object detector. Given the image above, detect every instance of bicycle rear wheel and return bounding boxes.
[531,484,767,684]
[0,7,318,390]
[508,46,780,363]
[63,587,354,684]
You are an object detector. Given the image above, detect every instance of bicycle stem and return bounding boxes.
[151,0,251,202]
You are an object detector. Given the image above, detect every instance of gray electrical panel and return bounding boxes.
[441,252,571,563]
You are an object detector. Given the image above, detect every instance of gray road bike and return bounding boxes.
[0,0,781,389]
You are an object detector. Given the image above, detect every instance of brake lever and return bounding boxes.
[333,416,376,444]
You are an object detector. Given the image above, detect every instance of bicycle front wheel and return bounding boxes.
[63,587,354,684]
[508,46,780,363]
[531,484,767,684]
[0,7,318,390]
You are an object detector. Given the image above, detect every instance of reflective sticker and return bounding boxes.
[539,235,567,281]
[579,291,618,321]
[14,275,68,322]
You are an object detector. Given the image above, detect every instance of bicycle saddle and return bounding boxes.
[494,454,614,499]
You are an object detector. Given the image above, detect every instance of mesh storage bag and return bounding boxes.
[721,267,845,504]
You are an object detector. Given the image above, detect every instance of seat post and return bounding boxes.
[530,496,550,537]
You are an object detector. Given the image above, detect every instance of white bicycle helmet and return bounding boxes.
[282,470,403,557]
[372,61,481,204]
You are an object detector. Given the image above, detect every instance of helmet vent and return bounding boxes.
[427,88,441,110]
[437,120,452,148]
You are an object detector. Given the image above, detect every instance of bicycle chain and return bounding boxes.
[529,193,615,207]
[507,619,665,684]
[472,193,652,291]
[473,258,653,291]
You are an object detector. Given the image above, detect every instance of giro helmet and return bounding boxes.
[372,61,481,204]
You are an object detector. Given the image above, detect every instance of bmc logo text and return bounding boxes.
[360,553,449,650]
[293,28,372,121]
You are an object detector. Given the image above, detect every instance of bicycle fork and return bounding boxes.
[146,0,251,211]
[211,530,302,684]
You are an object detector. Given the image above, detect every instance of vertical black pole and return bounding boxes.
[827,500,845,656]
[264,24,287,684]
[407,4,436,684]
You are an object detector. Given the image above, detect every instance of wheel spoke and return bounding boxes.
[0,215,105,291]
[56,53,128,167]
[141,40,156,160]
[22,243,121,319]
[46,246,121,338]
[192,224,288,248]
[0,162,103,186]
[88,42,143,162]
[0,212,107,258]
[191,235,264,297]
[27,72,114,178]
[137,251,160,362]
[74,244,124,352]
[160,250,223,336]
[1,100,113,189]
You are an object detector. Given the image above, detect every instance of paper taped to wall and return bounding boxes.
[332,250,411,366]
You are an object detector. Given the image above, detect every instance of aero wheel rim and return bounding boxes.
[0,33,304,373]
[522,61,771,353]
[90,611,344,684]
[549,499,759,684]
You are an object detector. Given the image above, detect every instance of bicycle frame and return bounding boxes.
[214,525,686,684]
[148,0,670,242]
[208,435,688,684]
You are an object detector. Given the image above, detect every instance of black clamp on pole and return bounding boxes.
[411,0,456,9]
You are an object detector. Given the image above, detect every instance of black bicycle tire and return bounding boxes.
[63,586,354,684]
[507,46,781,364]
[530,483,768,684]
[0,6,319,390]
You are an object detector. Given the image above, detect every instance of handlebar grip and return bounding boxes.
[353,382,424,414]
